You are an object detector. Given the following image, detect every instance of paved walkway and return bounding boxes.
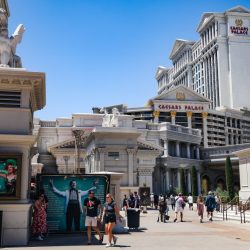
[6,208,250,250]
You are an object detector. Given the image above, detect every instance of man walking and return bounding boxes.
[83,190,103,245]
[174,193,185,222]
[205,191,216,221]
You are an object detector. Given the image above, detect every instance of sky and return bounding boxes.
[7,0,250,120]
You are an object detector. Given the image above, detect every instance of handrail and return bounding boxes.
[222,196,239,221]
[239,197,250,223]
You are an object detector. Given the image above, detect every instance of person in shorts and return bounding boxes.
[101,193,122,247]
[187,193,193,210]
[174,193,185,222]
[83,190,103,245]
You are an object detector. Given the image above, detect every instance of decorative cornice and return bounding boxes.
[0,70,45,111]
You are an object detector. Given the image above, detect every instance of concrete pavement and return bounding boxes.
[5,208,250,250]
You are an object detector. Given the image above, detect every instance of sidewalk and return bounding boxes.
[5,208,250,250]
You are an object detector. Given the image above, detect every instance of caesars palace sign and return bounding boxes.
[230,19,248,35]
[155,92,207,112]
[157,104,205,112]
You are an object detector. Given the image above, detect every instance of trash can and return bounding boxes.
[127,208,140,229]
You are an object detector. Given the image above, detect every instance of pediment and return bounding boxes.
[169,39,190,60]
[226,5,250,13]
[197,13,214,32]
[48,139,76,152]
[137,138,163,151]
[151,85,211,103]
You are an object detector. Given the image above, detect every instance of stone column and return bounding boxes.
[202,112,208,147]
[127,148,136,186]
[186,111,192,128]
[197,171,201,195]
[230,134,234,145]
[176,141,180,157]
[153,111,160,123]
[63,155,70,173]
[196,146,200,160]
[98,148,105,171]
[166,169,170,191]
[186,143,191,159]
[21,147,30,201]
[187,65,193,87]
[177,169,181,188]
[164,139,168,157]
[170,111,176,125]
[187,170,191,193]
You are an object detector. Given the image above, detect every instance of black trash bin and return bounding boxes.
[127,208,140,229]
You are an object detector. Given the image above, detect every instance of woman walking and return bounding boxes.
[32,193,48,240]
[197,196,204,223]
[101,193,122,247]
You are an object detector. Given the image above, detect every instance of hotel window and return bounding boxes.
[108,152,119,160]
[0,91,21,108]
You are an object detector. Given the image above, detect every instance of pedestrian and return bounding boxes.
[150,193,154,208]
[158,197,167,223]
[127,193,135,208]
[83,190,103,245]
[134,191,140,208]
[187,193,193,210]
[32,193,48,241]
[205,191,216,221]
[170,194,175,210]
[154,194,159,209]
[174,193,185,222]
[215,194,221,212]
[122,194,128,211]
[101,193,122,247]
[197,196,204,223]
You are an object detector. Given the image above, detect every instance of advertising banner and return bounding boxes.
[38,174,110,232]
[0,153,22,199]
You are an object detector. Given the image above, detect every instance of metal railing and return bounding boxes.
[222,196,239,221]
[239,197,250,223]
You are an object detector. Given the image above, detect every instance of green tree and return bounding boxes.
[225,156,234,200]
[191,166,198,196]
[180,168,186,195]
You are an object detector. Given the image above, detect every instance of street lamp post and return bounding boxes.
[72,130,85,174]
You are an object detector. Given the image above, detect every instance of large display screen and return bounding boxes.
[38,174,110,232]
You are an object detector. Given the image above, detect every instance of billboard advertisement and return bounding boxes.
[37,174,110,233]
[0,153,22,199]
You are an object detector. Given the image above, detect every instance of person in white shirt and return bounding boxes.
[174,193,185,222]
[187,193,193,210]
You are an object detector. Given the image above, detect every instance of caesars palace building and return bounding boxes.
[33,5,250,198]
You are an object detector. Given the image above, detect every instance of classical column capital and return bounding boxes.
[202,112,208,119]
[170,111,177,117]
[127,148,137,155]
[97,147,106,154]
[186,111,192,118]
[153,111,160,118]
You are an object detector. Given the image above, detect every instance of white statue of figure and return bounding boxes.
[0,8,25,67]
[110,108,120,127]
[101,108,111,127]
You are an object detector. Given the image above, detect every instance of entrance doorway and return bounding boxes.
[201,175,210,195]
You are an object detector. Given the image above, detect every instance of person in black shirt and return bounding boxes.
[101,193,122,247]
[83,190,103,245]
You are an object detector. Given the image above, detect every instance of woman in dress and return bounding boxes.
[32,193,48,240]
[197,195,204,223]
[101,193,122,247]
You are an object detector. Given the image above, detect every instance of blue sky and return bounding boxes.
[8,0,250,120]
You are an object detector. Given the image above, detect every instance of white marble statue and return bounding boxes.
[101,107,120,127]
[0,8,25,67]
[110,107,120,127]
[101,108,111,127]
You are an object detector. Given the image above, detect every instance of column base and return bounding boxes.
[0,203,32,246]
